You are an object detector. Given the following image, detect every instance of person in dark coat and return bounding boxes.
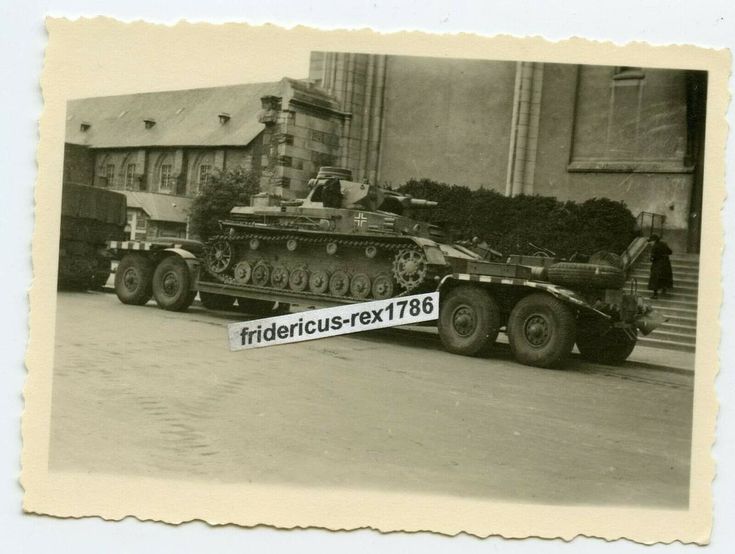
[648,234,673,299]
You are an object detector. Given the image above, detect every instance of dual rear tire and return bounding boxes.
[439,288,577,368]
[114,254,195,312]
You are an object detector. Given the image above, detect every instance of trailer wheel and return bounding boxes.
[507,293,576,368]
[438,286,501,356]
[199,291,236,311]
[151,256,195,312]
[114,254,153,305]
[576,323,636,365]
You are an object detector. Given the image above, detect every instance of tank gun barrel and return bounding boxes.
[406,198,438,208]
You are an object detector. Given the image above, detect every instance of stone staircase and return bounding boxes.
[628,251,699,352]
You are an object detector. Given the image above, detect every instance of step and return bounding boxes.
[658,322,697,335]
[637,337,696,353]
[646,298,698,310]
[647,329,696,345]
[630,267,700,278]
[664,315,698,327]
[653,306,699,319]
[640,290,699,301]
[628,276,700,289]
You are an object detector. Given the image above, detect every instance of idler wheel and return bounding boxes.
[350,273,372,299]
[271,264,290,289]
[251,261,271,287]
[233,261,252,284]
[309,270,329,294]
[392,248,428,291]
[371,273,395,300]
[289,266,309,291]
[206,239,234,274]
[328,270,350,296]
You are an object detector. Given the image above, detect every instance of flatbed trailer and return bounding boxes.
[105,238,661,368]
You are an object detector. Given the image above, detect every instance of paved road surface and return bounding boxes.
[49,291,693,507]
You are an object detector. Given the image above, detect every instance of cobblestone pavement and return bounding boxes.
[49,291,694,507]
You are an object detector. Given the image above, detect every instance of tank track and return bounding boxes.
[202,230,436,302]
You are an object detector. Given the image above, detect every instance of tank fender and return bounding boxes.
[438,273,611,320]
[409,237,446,265]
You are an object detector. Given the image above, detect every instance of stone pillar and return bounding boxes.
[506,62,544,196]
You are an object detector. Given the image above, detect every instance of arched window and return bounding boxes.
[192,152,215,193]
[155,153,175,193]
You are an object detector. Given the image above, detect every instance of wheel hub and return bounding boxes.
[452,306,476,337]
[161,271,179,297]
[524,315,550,347]
[123,268,138,291]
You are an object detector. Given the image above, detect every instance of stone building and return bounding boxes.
[63,78,350,239]
[309,53,706,252]
[63,53,706,251]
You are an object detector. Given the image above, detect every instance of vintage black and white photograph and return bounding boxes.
[23,20,726,543]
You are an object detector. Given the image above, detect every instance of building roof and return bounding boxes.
[66,81,284,148]
[124,191,193,223]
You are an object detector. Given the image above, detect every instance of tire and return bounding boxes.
[236,298,290,317]
[507,293,576,368]
[199,291,236,311]
[114,254,154,305]
[588,250,624,270]
[576,322,637,365]
[151,256,195,312]
[547,262,625,290]
[438,286,501,356]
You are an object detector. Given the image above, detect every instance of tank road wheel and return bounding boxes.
[329,270,350,296]
[114,254,154,305]
[393,248,428,291]
[233,261,252,285]
[309,270,329,294]
[289,266,309,291]
[206,240,234,274]
[350,273,372,299]
[576,320,637,365]
[438,286,501,357]
[151,256,195,312]
[251,261,271,287]
[271,265,290,289]
[199,291,236,311]
[507,293,576,368]
[371,273,395,300]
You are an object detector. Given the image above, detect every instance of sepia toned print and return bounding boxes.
[23,19,728,543]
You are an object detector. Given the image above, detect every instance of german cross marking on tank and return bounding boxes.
[354,212,368,227]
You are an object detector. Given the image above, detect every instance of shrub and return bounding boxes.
[398,179,638,257]
[188,167,260,241]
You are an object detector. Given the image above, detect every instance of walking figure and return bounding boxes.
[648,234,673,299]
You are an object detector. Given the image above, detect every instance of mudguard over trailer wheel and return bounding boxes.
[576,323,637,365]
[151,256,196,312]
[438,285,501,356]
[114,254,154,305]
[507,292,576,368]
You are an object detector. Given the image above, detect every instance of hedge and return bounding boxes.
[398,179,638,258]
